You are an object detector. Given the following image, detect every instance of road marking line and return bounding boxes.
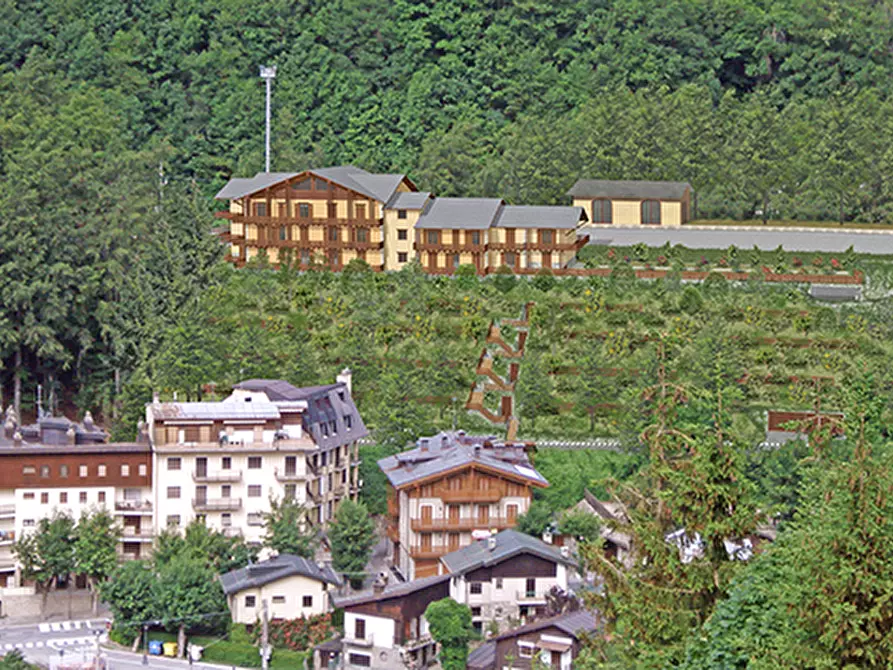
[36,641,43,648]
[3,644,11,650]
[38,623,50,633]
[24,642,33,648]
[50,622,63,632]
[62,621,72,630]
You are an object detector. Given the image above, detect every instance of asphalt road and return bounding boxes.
[583,225,893,254]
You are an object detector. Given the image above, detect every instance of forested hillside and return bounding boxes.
[3,0,893,428]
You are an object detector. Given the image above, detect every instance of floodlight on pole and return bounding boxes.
[259,65,277,172]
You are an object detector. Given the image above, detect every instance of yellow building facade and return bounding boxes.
[567,179,692,227]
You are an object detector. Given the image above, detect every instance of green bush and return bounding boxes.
[200,640,262,667]
[271,650,309,669]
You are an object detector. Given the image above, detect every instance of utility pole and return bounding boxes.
[261,599,270,670]
[259,66,277,172]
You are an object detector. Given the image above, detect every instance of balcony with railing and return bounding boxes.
[409,544,455,560]
[343,634,374,648]
[399,635,435,653]
[193,469,242,483]
[247,513,266,527]
[274,467,308,483]
[0,530,15,546]
[222,527,243,538]
[114,500,153,515]
[119,526,154,542]
[0,504,15,519]
[435,488,505,504]
[410,516,513,532]
[516,590,548,603]
[192,497,242,512]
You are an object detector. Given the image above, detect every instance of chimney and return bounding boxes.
[152,391,160,404]
[336,368,352,394]
[13,431,22,446]
[83,411,94,431]
[66,425,77,445]
[372,575,387,595]
[487,536,497,552]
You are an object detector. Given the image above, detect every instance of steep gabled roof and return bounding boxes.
[466,641,496,669]
[386,191,433,210]
[414,198,504,230]
[440,529,576,575]
[219,554,341,595]
[331,573,450,609]
[494,205,587,229]
[493,609,599,641]
[566,179,691,200]
[215,173,300,200]
[214,166,411,203]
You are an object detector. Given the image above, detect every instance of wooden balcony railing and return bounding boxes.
[217,212,382,227]
[410,516,514,532]
[409,544,454,560]
[433,488,506,504]
[415,242,487,253]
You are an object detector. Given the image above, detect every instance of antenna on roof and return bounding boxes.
[259,65,277,172]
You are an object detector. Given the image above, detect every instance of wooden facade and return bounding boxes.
[0,447,151,489]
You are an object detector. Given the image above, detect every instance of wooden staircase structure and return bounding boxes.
[465,302,533,442]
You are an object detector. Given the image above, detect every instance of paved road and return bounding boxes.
[583,225,893,255]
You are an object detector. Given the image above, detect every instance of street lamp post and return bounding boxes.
[142,624,149,665]
[259,66,277,172]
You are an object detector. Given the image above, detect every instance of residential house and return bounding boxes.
[378,431,548,580]
[329,572,450,669]
[215,166,417,270]
[466,610,599,670]
[146,371,366,541]
[220,553,341,624]
[567,179,692,227]
[0,410,153,584]
[552,490,633,568]
[439,529,578,633]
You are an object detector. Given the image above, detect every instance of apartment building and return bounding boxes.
[0,410,153,586]
[215,167,589,274]
[440,529,578,632]
[378,431,548,580]
[147,372,366,540]
[567,179,692,226]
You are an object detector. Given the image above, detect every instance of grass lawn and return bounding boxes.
[687,218,893,231]
[134,630,308,669]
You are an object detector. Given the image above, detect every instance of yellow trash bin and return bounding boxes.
[162,642,178,657]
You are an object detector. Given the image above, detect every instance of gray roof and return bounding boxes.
[151,400,282,421]
[214,166,408,203]
[386,191,432,210]
[440,529,576,575]
[220,554,341,595]
[495,205,587,229]
[809,285,862,302]
[331,573,450,609]
[493,609,599,641]
[567,179,690,200]
[414,198,504,230]
[377,431,548,489]
[466,641,496,670]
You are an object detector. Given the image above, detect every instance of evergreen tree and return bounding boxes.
[329,500,377,589]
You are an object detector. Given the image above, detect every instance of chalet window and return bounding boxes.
[541,229,554,244]
[248,485,262,498]
[300,249,311,265]
[138,464,147,477]
[98,464,107,477]
[222,457,231,470]
[167,457,181,471]
[504,252,516,267]
[355,203,366,219]
[329,227,340,242]
[642,200,661,225]
[321,423,329,437]
[397,209,407,219]
[356,228,368,243]
[253,202,267,217]
[452,254,460,268]
[79,464,87,477]
[525,577,536,597]
[79,492,87,503]
[23,492,34,500]
[22,466,36,476]
[471,606,481,617]
[167,515,180,527]
[121,464,130,477]
[348,654,371,667]
[292,178,311,190]
[221,484,232,498]
[248,456,262,469]
[315,178,328,191]
[344,414,352,430]
[23,519,35,527]
[221,513,232,527]
[279,226,287,241]
[98,491,106,503]
[593,199,612,224]
[40,493,49,504]
[59,465,69,478]
[245,595,256,608]
[272,596,286,604]
[471,231,481,246]
[302,595,313,607]
[469,582,483,595]
[495,577,503,589]
[167,487,181,499]
[426,230,439,245]
[518,641,535,659]
[354,618,366,640]
[284,484,297,499]
[397,229,408,240]
[299,203,311,218]
[40,465,50,478]
[398,252,408,263]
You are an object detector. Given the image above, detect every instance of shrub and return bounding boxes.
[255,613,336,651]
[812,257,825,268]
[532,268,556,292]
[792,256,803,267]
[656,255,668,266]
[492,265,516,293]
[830,258,842,270]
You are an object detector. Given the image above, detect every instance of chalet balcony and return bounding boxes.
[192,497,242,512]
[410,516,513,532]
[215,212,383,228]
[415,241,487,253]
[120,527,154,542]
[343,634,374,648]
[409,544,453,560]
[386,522,400,544]
[0,504,15,519]
[193,469,242,483]
[435,488,505,504]
[516,590,548,603]
[274,467,308,482]
[399,635,435,653]
[0,530,15,546]
[488,238,585,252]
[114,500,153,515]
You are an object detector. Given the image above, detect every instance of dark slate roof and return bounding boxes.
[331,573,450,609]
[495,205,587,229]
[386,191,433,210]
[567,179,690,200]
[232,379,369,449]
[151,399,282,421]
[219,554,341,595]
[214,167,408,203]
[377,431,548,489]
[493,610,599,642]
[440,530,576,574]
[414,198,504,230]
[466,641,496,670]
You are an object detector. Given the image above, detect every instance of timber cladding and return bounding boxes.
[465,553,559,582]
[344,579,450,643]
[0,449,152,488]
